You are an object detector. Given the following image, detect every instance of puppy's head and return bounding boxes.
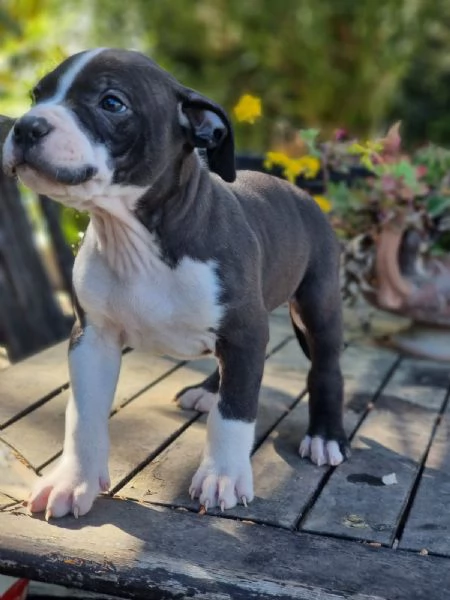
[2,48,235,210]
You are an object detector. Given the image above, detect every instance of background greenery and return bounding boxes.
[2,0,450,153]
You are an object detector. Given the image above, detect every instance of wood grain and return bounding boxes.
[122,336,308,503]
[0,499,448,600]
[400,404,450,556]
[3,314,292,475]
[214,343,398,527]
[1,351,182,470]
[0,341,69,429]
[302,358,448,545]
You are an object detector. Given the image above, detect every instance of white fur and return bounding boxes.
[74,214,224,358]
[190,403,255,509]
[40,49,105,106]
[177,388,218,412]
[3,104,116,210]
[28,325,121,518]
[299,434,344,466]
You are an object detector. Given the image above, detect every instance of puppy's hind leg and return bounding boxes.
[176,368,219,413]
[293,270,350,467]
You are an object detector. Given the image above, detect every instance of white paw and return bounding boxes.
[189,403,255,510]
[177,388,218,413]
[28,455,109,519]
[189,457,253,510]
[299,435,344,466]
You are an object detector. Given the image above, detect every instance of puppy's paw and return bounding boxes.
[299,434,350,467]
[176,387,218,413]
[28,456,109,519]
[189,458,254,511]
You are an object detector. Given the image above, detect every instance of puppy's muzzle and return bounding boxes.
[8,115,98,186]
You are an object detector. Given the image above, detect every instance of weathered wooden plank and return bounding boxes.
[400,405,450,556]
[0,499,448,600]
[107,357,215,489]
[4,314,292,477]
[214,344,398,527]
[1,351,181,470]
[387,356,450,390]
[122,342,396,520]
[0,308,291,428]
[122,337,308,503]
[0,341,69,429]
[107,312,294,491]
[109,328,303,491]
[0,493,14,509]
[0,438,38,503]
[302,358,448,545]
[340,344,398,386]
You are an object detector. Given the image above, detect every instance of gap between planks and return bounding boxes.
[0,311,294,505]
[301,357,450,547]
[120,342,400,530]
[399,383,450,556]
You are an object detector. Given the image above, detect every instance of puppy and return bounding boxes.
[1,49,349,519]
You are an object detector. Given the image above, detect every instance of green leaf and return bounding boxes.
[299,128,320,156]
[426,195,450,218]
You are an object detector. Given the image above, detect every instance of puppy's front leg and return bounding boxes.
[29,322,121,519]
[190,321,268,510]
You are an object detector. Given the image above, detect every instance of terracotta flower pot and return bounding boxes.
[358,220,450,361]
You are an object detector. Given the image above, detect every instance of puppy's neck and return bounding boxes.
[87,150,210,278]
[89,205,160,279]
[134,150,210,230]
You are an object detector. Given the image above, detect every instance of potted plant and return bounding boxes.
[261,122,450,360]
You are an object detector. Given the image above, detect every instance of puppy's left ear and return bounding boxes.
[179,92,236,182]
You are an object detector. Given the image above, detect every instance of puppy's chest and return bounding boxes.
[73,240,224,358]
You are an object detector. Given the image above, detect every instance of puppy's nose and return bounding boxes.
[13,116,52,147]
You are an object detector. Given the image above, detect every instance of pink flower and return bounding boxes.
[416,165,428,179]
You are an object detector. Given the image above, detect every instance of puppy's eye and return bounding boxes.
[100,95,127,113]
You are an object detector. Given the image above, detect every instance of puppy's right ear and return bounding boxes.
[0,116,16,167]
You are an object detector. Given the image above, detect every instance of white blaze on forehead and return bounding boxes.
[39,48,106,105]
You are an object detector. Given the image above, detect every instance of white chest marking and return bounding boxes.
[73,227,224,359]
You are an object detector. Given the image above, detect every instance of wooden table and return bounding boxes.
[1,307,449,599]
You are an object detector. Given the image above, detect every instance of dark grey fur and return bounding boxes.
[7,49,349,456]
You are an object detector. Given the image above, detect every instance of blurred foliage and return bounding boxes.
[2,0,450,246]
[387,0,450,146]
[272,124,450,258]
[2,0,450,148]
[89,0,425,148]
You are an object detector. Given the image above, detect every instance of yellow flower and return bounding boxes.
[264,152,321,183]
[294,156,321,179]
[313,195,332,213]
[233,94,262,124]
[348,140,383,169]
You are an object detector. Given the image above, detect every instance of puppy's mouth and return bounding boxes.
[12,152,97,186]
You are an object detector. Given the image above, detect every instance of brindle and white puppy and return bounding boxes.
[2,49,349,519]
